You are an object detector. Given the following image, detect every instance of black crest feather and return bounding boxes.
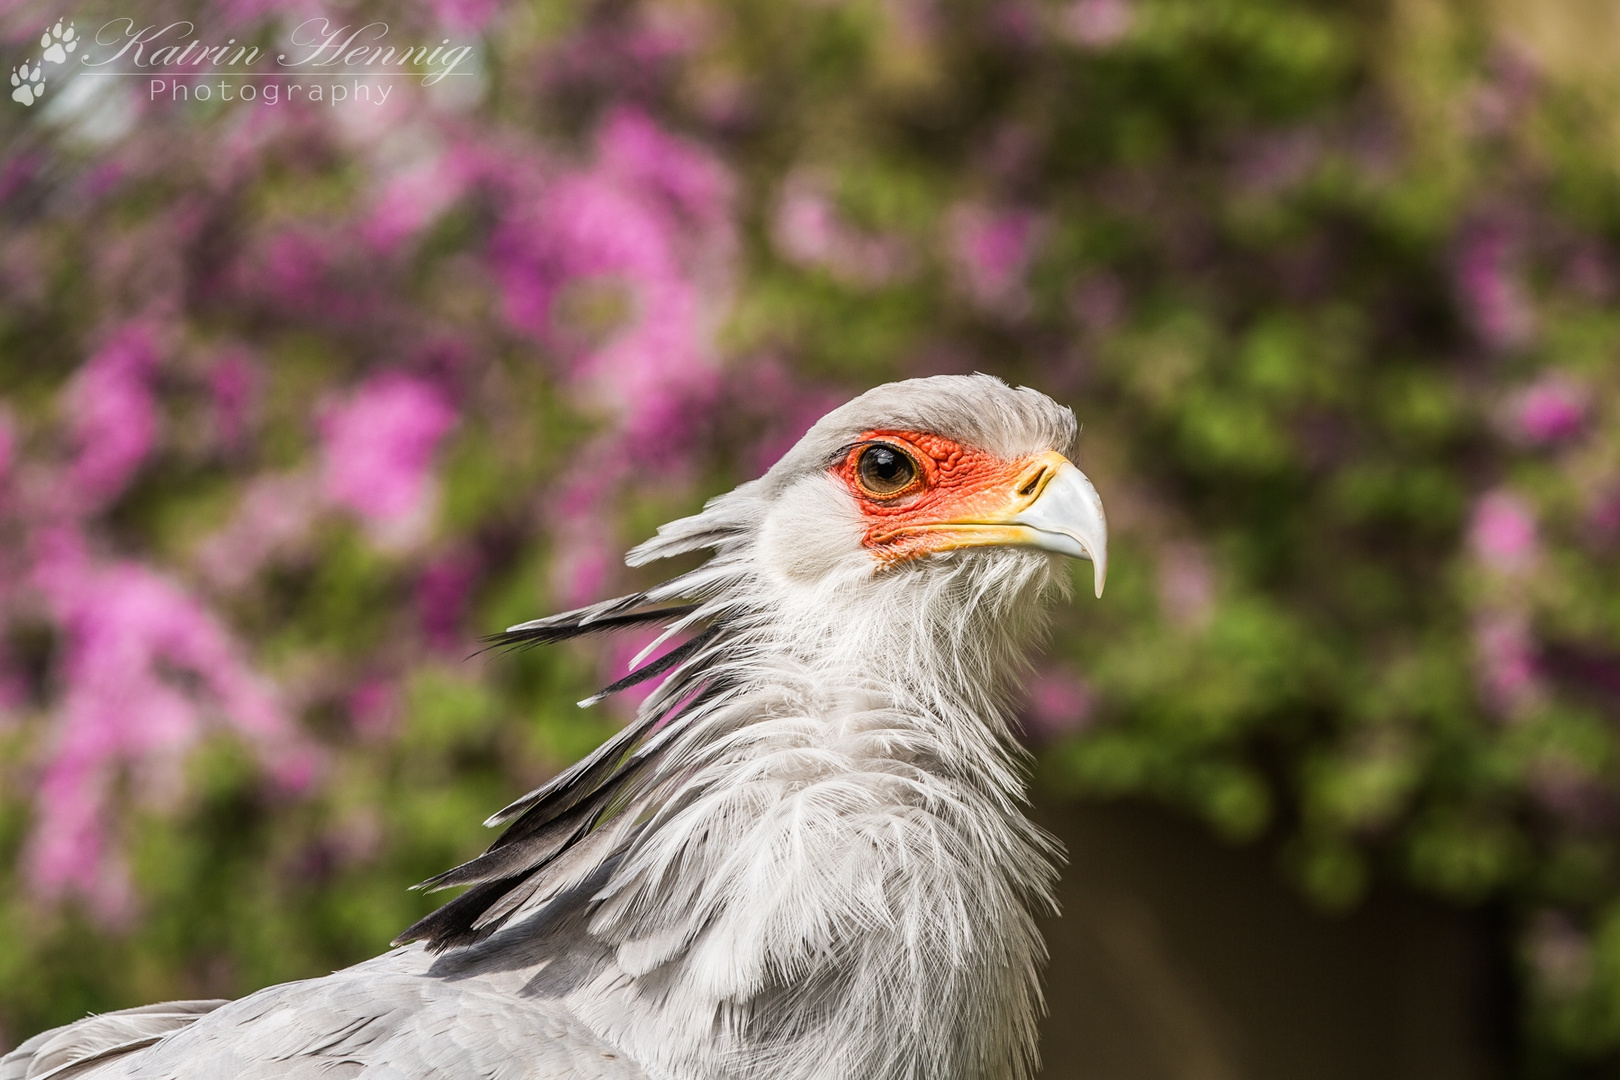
[396,593,718,952]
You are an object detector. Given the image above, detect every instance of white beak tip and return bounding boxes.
[1011,460,1108,600]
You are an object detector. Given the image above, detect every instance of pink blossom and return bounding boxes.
[26,526,313,918]
[1527,911,1593,997]
[1589,488,1620,542]
[1473,611,1541,717]
[775,183,837,265]
[545,467,631,609]
[318,373,457,536]
[947,204,1041,313]
[1508,377,1585,445]
[1232,130,1320,195]
[196,473,320,588]
[428,0,502,33]
[348,677,400,740]
[363,151,470,253]
[64,326,161,508]
[255,227,378,324]
[418,550,479,651]
[81,162,125,202]
[1024,669,1095,740]
[1455,223,1534,351]
[1470,45,1540,138]
[1058,0,1133,47]
[1527,754,1612,828]
[207,349,258,448]
[260,229,336,312]
[0,409,14,484]
[490,107,732,448]
[600,108,732,230]
[557,544,612,611]
[1069,274,1126,335]
[990,0,1039,44]
[211,0,298,25]
[772,175,913,287]
[1159,541,1215,629]
[734,361,850,475]
[1469,490,1538,572]
[0,153,40,206]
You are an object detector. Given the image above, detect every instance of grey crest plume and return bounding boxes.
[2,374,1101,1080]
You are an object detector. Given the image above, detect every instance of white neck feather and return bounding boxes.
[560,527,1065,1080]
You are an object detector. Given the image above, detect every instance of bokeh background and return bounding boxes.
[2,0,1619,1075]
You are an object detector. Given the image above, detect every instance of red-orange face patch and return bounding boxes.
[835,430,1036,562]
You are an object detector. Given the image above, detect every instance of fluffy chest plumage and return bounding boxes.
[557,685,1058,1080]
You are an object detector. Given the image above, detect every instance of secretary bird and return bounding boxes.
[3,374,1107,1080]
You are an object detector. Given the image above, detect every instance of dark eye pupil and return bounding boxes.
[858,446,915,493]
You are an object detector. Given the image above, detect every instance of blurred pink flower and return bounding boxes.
[1473,611,1541,717]
[256,227,376,324]
[1508,377,1585,445]
[348,677,400,741]
[1232,130,1320,195]
[491,107,733,450]
[545,464,632,609]
[947,204,1041,314]
[733,361,850,475]
[0,409,14,485]
[207,349,258,449]
[772,175,912,287]
[1069,274,1126,335]
[601,108,732,229]
[65,326,161,508]
[1527,911,1593,997]
[213,0,309,25]
[418,550,479,651]
[1159,541,1215,629]
[0,153,40,206]
[363,151,471,254]
[26,526,313,919]
[1059,0,1133,47]
[1455,223,1534,351]
[1527,753,1613,828]
[1589,488,1620,543]
[196,473,320,589]
[554,542,612,611]
[318,373,457,539]
[1024,669,1096,740]
[428,0,502,33]
[1469,490,1538,573]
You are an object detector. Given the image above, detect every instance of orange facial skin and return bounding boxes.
[835,431,1054,564]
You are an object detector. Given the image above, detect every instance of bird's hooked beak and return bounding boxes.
[895,451,1109,598]
[1007,455,1109,598]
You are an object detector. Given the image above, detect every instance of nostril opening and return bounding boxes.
[1018,469,1048,498]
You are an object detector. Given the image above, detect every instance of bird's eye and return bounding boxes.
[856,444,918,496]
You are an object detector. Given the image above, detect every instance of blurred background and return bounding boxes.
[0,0,1617,1075]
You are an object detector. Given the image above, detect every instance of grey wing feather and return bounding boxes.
[0,1001,228,1080]
[16,952,646,1080]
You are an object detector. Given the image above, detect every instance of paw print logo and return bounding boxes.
[40,21,77,65]
[10,61,44,107]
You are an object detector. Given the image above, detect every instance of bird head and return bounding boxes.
[621,374,1106,688]
[738,373,1106,597]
